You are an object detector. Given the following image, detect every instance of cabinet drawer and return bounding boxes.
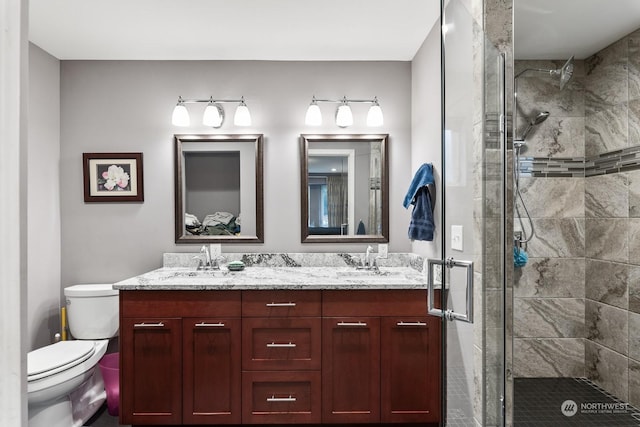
[322,290,428,316]
[242,290,321,317]
[243,318,321,370]
[242,371,321,424]
[121,290,241,317]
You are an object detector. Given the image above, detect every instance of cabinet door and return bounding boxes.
[120,317,182,425]
[321,317,380,423]
[380,316,441,423]
[183,318,241,424]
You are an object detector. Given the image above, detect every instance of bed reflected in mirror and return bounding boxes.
[174,134,264,243]
[300,134,389,243]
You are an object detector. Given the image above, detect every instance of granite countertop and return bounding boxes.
[113,252,430,291]
[113,266,427,290]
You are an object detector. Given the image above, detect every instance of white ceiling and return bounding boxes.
[28,0,439,61]
[514,0,640,59]
[28,0,640,62]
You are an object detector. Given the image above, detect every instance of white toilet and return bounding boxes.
[27,284,119,427]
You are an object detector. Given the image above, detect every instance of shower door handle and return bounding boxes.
[427,257,474,323]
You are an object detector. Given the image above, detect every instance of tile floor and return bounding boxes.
[85,405,128,427]
[88,377,640,426]
[514,377,640,426]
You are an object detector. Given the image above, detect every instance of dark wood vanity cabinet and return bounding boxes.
[182,317,241,424]
[120,317,182,425]
[241,290,322,424]
[323,290,441,424]
[120,289,440,426]
[120,291,242,425]
[322,316,381,423]
[380,316,440,423]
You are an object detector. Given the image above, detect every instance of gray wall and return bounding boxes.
[28,43,61,351]
[60,60,412,286]
[411,22,442,260]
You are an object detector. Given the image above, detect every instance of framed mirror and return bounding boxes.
[174,134,264,243]
[300,134,389,243]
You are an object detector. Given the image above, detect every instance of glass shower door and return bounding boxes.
[430,0,506,425]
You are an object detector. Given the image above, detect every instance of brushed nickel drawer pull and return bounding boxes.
[195,322,225,327]
[337,321,368,327]
[266,342,296,348]
[267,395,297,402]
[396,321,427,327]
[134,322,165,328]
[266,302,296,307]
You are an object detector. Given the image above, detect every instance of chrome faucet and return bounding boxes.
[200,245,212,268]
[356,245,378,270]
[365,245,374,267]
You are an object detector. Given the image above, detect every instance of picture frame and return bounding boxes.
[83,152,144,202]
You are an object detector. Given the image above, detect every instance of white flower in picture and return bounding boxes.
[101,164,130,191]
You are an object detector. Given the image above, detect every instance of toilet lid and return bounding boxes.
[28,341,95,382]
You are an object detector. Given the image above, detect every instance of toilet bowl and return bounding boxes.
[27,284,118,427]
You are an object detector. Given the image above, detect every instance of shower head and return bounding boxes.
[514,55,575,90]
[530,111,550,125]
[557,55,575,90]
[517,111,550,142]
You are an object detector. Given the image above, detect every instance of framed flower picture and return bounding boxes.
[83,152,144,202]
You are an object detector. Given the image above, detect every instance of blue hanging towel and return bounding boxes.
[408,187,434,241]
[405,163,436,241]
[403,163,435,209]
[356,220,366,235]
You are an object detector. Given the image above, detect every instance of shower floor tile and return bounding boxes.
[514,377,640,426]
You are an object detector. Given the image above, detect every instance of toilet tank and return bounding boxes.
[64,284,119,339]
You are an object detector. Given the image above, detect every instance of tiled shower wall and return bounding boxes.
[514,28,640,407]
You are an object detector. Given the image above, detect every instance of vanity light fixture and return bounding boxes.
[171,95,252,128]
[304,97,323,126]
[233,97,252,127]
[366,97,384,127]
[335,98,354,128]
[305,95,384,128]
[171,97,191,127]
[202,98,224,127]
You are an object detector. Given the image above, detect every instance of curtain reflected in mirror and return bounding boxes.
[327,174,347,231]
[300,134,388,243]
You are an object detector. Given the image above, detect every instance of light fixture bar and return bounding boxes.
[172,96,251,127]
[305,95,383,128]
[311,98,379,104]
[178,98,246,104]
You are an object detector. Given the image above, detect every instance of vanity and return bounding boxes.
[114,253,441,426]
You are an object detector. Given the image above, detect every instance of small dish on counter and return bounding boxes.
[227,260,245,271]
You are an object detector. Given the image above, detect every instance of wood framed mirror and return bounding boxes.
[300,134,389,243]
[175,134,264,243]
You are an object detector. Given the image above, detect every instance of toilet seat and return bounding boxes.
[28,341,95,382]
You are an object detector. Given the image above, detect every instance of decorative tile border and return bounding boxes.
[518,145,640,177]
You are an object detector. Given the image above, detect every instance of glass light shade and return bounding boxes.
[305,103,322,126]
[203,103,223,127]
[171,103,190,126]
[366,104,384,127]
[335,104,353,127]
[234,103,252,126]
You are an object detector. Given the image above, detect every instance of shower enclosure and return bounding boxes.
[436,0,506,425]
[511,10,640,426]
